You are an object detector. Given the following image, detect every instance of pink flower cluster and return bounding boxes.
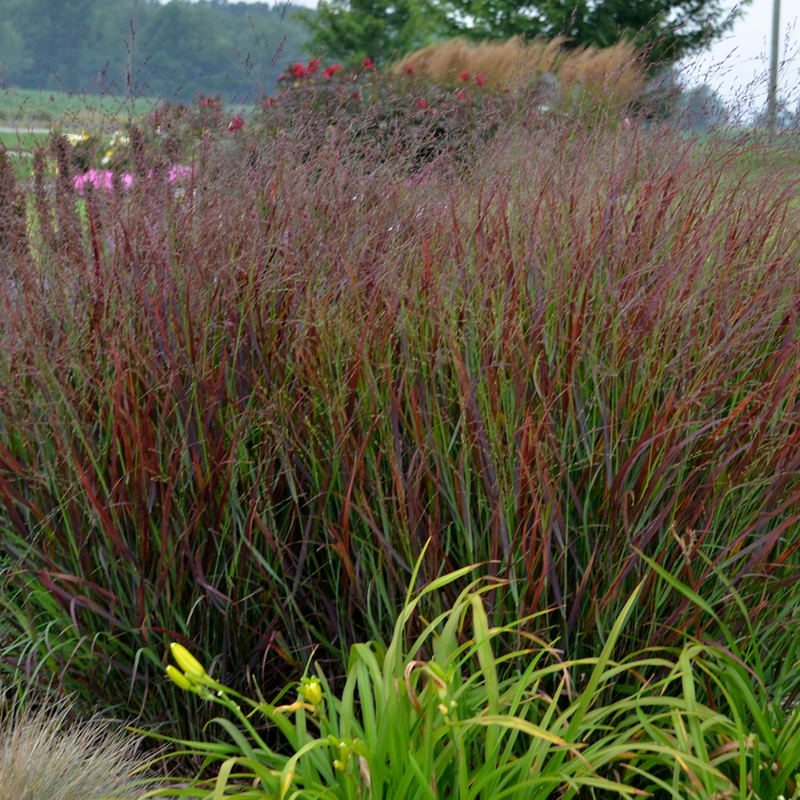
[168,164,193,182]
[74,169,133,195]
[73,165,194,195]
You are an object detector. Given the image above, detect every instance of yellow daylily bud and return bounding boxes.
[165,664,193,691]
[170,642,207,679]
[300,678,322,707]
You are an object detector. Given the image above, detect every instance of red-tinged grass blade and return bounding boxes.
[0,85,799,745]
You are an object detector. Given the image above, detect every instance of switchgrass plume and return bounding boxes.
[0,54,798,748]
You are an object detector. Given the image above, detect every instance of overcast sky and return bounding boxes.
[205,0,800,106]
[681,0,800,110]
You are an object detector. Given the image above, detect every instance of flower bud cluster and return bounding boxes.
[165,642,220,699]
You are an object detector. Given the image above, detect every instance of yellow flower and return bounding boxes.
[165,664,193,691]
[300,678,322,707]
[274,700,313,715]
[170,642,207,679]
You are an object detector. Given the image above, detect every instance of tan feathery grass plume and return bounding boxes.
[394,36,642,102]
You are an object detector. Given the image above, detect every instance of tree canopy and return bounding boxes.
[298,0,749,68]
[434,0,749,65]
[294,0,433,66]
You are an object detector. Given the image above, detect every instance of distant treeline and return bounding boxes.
[0,0,311,101]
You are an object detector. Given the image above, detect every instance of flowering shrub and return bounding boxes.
[167,164,193,183]
[49,48,612,195]
[258,54,531,176]
[55,127,140,184]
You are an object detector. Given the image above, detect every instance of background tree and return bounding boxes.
[0,0,309,100]
[427,0,750,66]
[678,83,729,131]
[3,0,103,91]
[0,18,35,83]
[293,0,434,66]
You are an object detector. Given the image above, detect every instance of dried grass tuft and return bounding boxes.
[0,700,151,800]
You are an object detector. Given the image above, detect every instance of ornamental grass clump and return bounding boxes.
[261,54,518,171]
[394,35,643,108]
[0,62,799,750]
[0,699,152,800]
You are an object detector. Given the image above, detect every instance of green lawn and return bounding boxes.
[0,130,49,152]
[0,87,157,128]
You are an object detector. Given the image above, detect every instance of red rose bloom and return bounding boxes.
[363,56,375,69]
[459,71,470,81]
[307,58,321,74]
[323,63,342,80]
[291,63,307,78]
[228,114,245,131]
[455,89,467,100]
[416,98,429,110]
[475,74,487,87]
[404,65,413,73]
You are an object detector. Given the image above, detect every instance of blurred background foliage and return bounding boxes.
[0,0,751,102]
[0,0,308,102]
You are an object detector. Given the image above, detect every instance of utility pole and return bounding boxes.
[766,0,781,129]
